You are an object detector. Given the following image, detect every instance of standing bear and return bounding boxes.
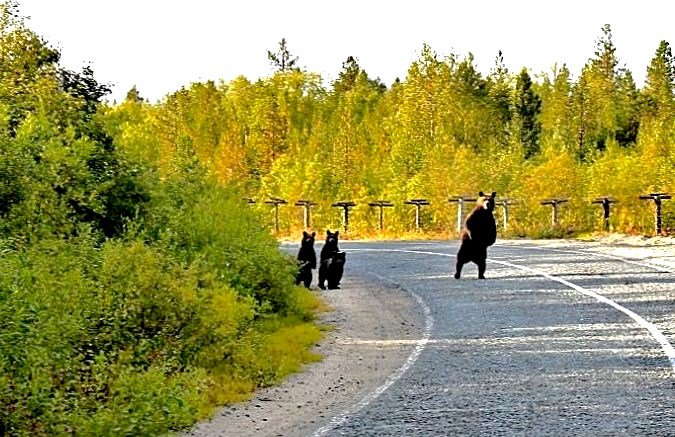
[318,229,346,290]
[323,251,346,290]
[295,231,316,288]
[455,191,497,279]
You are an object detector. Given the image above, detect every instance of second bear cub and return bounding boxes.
[318,229,345,290]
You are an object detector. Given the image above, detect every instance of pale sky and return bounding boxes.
[16,0,675,103]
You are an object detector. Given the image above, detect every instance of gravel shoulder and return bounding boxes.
[185,272,426,437]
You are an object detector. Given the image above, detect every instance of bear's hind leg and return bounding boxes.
[477,247,487,279]
[455,243,471,279]
[477,259,486,279]
[454,256,465,279]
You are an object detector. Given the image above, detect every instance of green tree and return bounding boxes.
[487,50,512,128]
[593,24,618,80]
[267,37,299,72]
[614,68,639,147]
[59,65,111,117]
[570,66,597,160]
[125,85,144,103]
[575,24,639,152]
[512,68,542,159]
[642,40,675,118]
[0,1,148,240]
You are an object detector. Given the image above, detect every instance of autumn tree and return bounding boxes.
[538,64,574,154]
[450,52,499,150]
[390,44,443,183]
[639,40,675,157]
[324,56,387,198]
[572,24,639,155]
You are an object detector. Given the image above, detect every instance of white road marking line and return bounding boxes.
[312,285,434,436]
[493,258,675,372]
[347,248,675,373]
[371,241,674,273]
[494,243,675,274]
[506,323,648,332]
[337,338,643,355]
[337,334,650,347]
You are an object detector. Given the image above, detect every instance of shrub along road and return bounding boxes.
[188,239,675,436]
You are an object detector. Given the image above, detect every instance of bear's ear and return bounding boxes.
[335,230,339,237]
[303,231,308,237]
[479,191,484,197]
[326,229,331,235]
[311,232,316,237]
[491,191,497,198]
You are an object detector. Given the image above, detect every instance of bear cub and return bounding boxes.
[295,231,316,288]
[455,191,497,279]
[318,229,346,290]
[323,251,346,290]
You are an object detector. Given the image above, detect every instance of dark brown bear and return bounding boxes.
[454,191,497,279]
[295,231,316,288]
[318,229,340,290]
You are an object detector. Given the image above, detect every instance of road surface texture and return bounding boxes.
[187,239,675,436]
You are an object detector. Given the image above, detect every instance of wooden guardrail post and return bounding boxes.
[404,199,430,231]
[592,197,617,231]
[498,198,518,232]
[264,197,287,233]
[540,198,568,227]
[639,192,671,235]
[294,199,317,229]
[332,201,357,233]
[368,200,394,231]
[448,195,477,232]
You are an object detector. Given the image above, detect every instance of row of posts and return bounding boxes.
[248,192,672,236]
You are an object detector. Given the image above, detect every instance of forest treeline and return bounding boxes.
[0,3,323,435]
[109,27,674,237]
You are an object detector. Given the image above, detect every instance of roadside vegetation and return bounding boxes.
[0,3,322,435]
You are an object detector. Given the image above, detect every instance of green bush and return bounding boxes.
[0,181,323,435]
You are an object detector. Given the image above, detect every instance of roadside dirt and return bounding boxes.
[185,273,426,437]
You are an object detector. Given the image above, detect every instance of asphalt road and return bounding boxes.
[189,239,675,436]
